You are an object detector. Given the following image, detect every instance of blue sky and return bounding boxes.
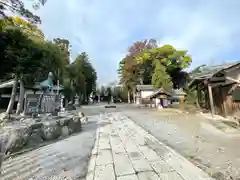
[26,0,240,84]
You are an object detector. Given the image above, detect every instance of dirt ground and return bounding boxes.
[123,108,240,180]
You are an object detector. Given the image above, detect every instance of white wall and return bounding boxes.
[141,90,154,98]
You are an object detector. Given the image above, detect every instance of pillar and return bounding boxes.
[208,83,215,115]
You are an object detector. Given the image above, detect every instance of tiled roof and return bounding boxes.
[136,85,156,91]
[190,61,240,80]
[146,88,171,99]
[0,79,15,89]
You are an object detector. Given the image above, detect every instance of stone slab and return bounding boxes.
[158,171,184,180]
[96,150,113,165]
[137,171,160,180]
[150,160,174,174]
[94,164,115,180]
[110,137,126,154]
[113,153,135,176]
[138,145,162,162]
[98,138,111,150]
[117,174,138,180]
[131,158,152,172]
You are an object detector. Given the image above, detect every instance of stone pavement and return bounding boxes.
[86,112,213,180]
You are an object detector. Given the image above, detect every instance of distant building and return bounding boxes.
[135,85,158,105]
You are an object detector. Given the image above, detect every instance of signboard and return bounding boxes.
[24,94,40,115]
[26,101,38,114]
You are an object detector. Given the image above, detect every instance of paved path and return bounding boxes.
[86,112,213,180]
[1,116,99,180]
[0,110,214,180]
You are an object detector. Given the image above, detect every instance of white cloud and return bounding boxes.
[25,0,240,83]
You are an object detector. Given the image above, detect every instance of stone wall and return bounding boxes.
[0,115,81,156]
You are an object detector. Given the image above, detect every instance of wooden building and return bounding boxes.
[147,88,171,108]
[135,85,158,105]
[189,61,240,116]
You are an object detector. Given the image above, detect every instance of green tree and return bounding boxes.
[136,44,192,88]
[53,38,71,66]
[65,52,97,105]
[3,27,44,115]
[1,17,64,116]
[118,39,157,103]
[35,41,64,82]
[0,0,47,23]
[152,61,173,89]
[7,16,45,40]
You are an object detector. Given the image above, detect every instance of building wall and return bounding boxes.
[223,84,240,116]
[141,90,154,98]
[212,83,240,116]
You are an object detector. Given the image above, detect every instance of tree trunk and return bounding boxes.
[16,78,24,115]
[6,76,18,115]
[78,93,82,106]
[127,90,130,103]
[132,88,136,104]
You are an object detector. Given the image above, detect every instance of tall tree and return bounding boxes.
[3,28,43,115]
[1,17,64,116]
[152,61,173,89]
[76,52,97,102]
[0,0,46,23]
[53,38,71,66]
[65,52,97,104]
[118,39,157,102]
[8,16,45,40]
[136,44,192,88]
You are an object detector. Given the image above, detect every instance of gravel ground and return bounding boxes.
[122,108,240,180]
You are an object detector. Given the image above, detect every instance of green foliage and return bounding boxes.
[3,27,43,84]
[65,52,97,103]
[35,41,65,83]
[0,0,47,24]
[118,39,157,92]
[184,87,198,105]
[135,44,192,88]
[0,15,98,114]
[53,38,71,66]
[137,45,192,72]
[118,40,192,93]
[0,17,64,85]
[151,61,173,89]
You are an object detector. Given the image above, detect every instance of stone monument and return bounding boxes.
[74,95,79,106]
[23,72,61,116]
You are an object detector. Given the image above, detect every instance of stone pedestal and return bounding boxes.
[60,95,65,112]
[74,95,79,106]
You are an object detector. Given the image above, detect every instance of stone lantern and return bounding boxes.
[172,89,186,104]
